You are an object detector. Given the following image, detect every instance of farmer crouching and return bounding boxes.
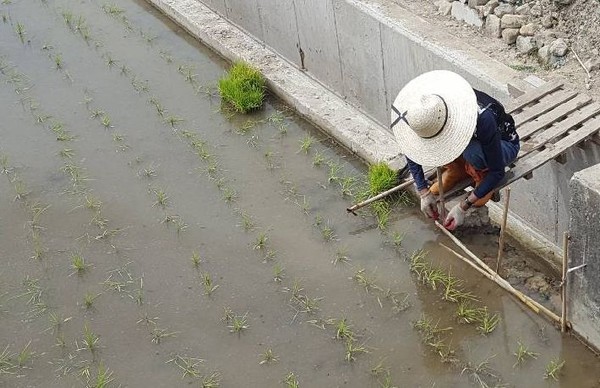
[391,70,519,231]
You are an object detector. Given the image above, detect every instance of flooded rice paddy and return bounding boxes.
[0,0,599,387]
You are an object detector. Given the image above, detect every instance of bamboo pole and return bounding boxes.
[496,187,511,273]
[436,167,446,221]
[436,221,562,324]
[561,232,569,333]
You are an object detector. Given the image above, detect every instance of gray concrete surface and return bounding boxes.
[568,163,600,348]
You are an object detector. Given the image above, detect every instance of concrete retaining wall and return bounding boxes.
[568,164,600,348]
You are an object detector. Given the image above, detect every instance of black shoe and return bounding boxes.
[491,191,501,202]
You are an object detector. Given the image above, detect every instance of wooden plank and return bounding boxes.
[514,89,578,128]
[506,80,564,114]
[506,115,600,185]
[518,94,593,140]
[517,102,600,159]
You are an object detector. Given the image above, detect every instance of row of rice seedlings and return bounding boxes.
[409,250,500,335]
[61,10,94,44]
[414,314,459,365]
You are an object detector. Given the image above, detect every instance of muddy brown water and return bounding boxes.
[0,0,599,387]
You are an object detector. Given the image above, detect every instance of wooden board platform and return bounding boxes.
[442,81,600,201]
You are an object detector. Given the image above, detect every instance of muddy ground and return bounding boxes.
[0,0,599,387]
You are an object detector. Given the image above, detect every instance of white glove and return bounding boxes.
[420,190,438,219]
[444,203,466,231]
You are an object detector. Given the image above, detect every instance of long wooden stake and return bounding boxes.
[561,231,569,333]
[436,167,446,221]
[496,187,511,273]
[436,221,562,324]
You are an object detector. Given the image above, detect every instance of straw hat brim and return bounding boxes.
[391,70,477,167]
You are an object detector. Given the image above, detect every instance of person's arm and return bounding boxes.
[471,111,505,201]
[405,157,428,195]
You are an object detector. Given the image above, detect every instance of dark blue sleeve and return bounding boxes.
[406,157,428,191]
[473,111,505,198]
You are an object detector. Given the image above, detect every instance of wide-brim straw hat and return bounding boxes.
[391,70,477,167]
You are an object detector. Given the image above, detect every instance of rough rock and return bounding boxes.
[519,23,536,37]
[494,3,515,17]
[485,14,502,38]
[436,0,453,16]
[541,14,555,29]
[525,274,551,294]
[550,38,568,57]
[502,28,520,45]
[516,36,538,54]
[483,0,499,17]
[537,46,563,67]
[584,58,600,72]
[515,4,530,15]
[501,14,527,29]
[468,0,489,7]
[554,0,572,4]
[530,4,542,17]
[451,1,484,27]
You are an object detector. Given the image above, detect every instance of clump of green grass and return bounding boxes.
[298,135,314,154]
[83,292,99,309]
[513,341,538,367]
[544,358,565,381]
[70,253,91,275]
[227,312,249,334]
[345,339,368,362]
[335,318,354,341]
[201,372,221,387]
[218,62,265,113]
[368,162,397,195]
[202,272,219,296]
[79,323,99,352]
[332,248,350,266]
[272,263,285,283]
[16,341,35,367]
[190,251,202,268]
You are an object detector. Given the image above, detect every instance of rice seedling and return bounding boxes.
[238,211,254,231]
[284,279,304,299]
[544,358,565,381]
[320,223,337,242]
[90,214,108,229]
[102,4,125,17]
[298,135,314,154]
[175,219,188,235]
[119,64,130,76]
[164,115,184,128]
[345,340,368,362]
[332,248,350,266]
[90,109,104,119]
[70,252,91,275]
[334,318,354,341]
[54,54,63,70]
[314,214,323,227]
[178,65,198,84]
[151,327,178,344]
[159,50,173,63]
[339,175,356,197]
[16,341,35,368]
[44,312,72,334]
[283,372,299,388]
[83,292,99,309]
[16,22,26,43]
[152,187,169,208]
[259,348,278,365]
[59,148,75,159]
[166,354,204,379]
[15,276,43,306]
[131,77,149,93]
[263,249,276,262]
[92,363,114,388]
[370,358,387,377]
[272,263,285,283]
[352,268,382,293]
[371,200,391,230]
[253,232,268,250]
[455,302,486,324]
[476,310,500,335]
[62,11,74,27]
[513,341,538,367]
[312,151,325,167]
[112,133,124,142]
[101,115,112,128]
[0,345,16,375]
[190,251,202,268]
[228,313,249,334]
[327,161,342,184]
[1,14,8,24]
[202,272,219,296]
[461,356,501,388]
[79,323,99,352]
[391,231,405,248]
[222,187,237,203]
[377,371,396,388]
[218,62,265,113]
[221,306,234,323]
[139,163,158,179]
[0,154,9,174]
[201,372,221,388]
[13,179,30,201]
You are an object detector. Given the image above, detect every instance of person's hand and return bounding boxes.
[420,190,438,219]
[444,203,466,231]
